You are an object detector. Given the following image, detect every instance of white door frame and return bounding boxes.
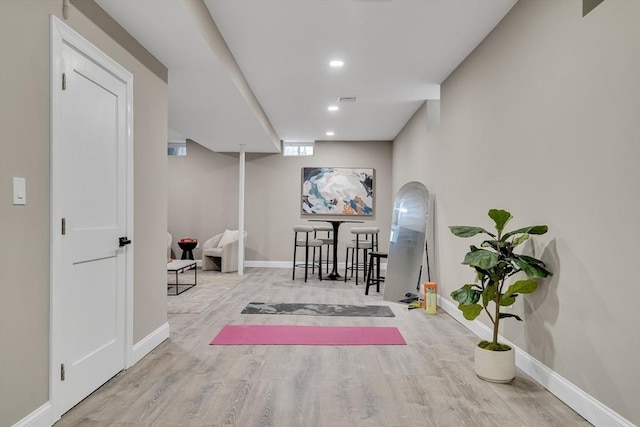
[49,15,134,421]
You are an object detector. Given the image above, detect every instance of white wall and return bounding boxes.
[168,141,240,260]
[393,0,640,424]
[391,101,440,197]
[392,100,441,282]
[246,141,394,263]
[168,140,394,265]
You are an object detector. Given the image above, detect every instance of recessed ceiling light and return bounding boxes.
[329,60,344,68]
[328,105,339,112]
[326,131,335,136]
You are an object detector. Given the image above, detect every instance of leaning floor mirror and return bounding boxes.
[383,181,431,303]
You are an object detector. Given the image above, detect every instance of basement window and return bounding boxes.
[168,140,187,156]
[283,142,314,157]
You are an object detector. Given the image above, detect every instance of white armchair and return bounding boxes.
[202,230,247,273]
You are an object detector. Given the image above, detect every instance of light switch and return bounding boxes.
[12,177,26,205]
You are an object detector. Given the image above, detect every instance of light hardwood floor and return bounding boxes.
[56,267,590,427]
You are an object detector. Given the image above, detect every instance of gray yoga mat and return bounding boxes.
[241,302,395,317]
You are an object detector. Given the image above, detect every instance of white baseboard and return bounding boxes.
[438,296,635,427]
[13,325,170,427]
[245,260,291,268]
[11,402,51,427]
[130,322,170,366]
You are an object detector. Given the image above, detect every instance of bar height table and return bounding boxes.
[308,219,364,280]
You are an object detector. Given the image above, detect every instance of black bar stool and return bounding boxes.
[345,227,379,284]
[313,224,333,273]
[365,251,387,295]
[292,225,323,282]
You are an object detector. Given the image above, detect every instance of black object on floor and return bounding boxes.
[241,302,395,317]
[398,293,418,304]
[365,251,387,295]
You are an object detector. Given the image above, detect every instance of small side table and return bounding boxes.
[178,239,197,260]
[167,260,197,295]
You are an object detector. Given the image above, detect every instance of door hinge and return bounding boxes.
[61,363,65,381]
[62,73,66,90]
[61,218,66,235]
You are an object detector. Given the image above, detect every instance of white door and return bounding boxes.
[51,17,133,418]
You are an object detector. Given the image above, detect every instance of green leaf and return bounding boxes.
[518,254,547,266]
[463,249,499,270]
[450,226,495,238]
[512,233,529,247]
[502,225,548,241]
[500,294,517,306]
[488,209,512,233]
[482,283,497,307]
[499,313,523,321]
[451,284,480,305]
[459,304,483,320]
[486,269,500,283]
[480,240,498,250]
[505,279,539,296]
[512,256,552,278]
[498,279,539,305]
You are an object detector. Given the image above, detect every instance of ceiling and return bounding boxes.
[96,0,517,153]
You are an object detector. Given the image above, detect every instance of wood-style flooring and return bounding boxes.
[55,267,590,427]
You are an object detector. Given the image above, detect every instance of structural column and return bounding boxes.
[238,144,245,275]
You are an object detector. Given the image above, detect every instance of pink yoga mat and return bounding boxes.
[210,325,406,346]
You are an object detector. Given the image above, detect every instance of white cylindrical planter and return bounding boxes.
[475,345,515,383]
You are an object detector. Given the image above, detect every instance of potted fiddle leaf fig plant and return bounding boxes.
[449,209,552,383]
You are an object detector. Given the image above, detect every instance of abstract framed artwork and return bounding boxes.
[301,167,374,216]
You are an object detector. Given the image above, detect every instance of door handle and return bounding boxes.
[119,236,132,247]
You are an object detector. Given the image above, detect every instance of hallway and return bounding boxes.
[56,268,589,426]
